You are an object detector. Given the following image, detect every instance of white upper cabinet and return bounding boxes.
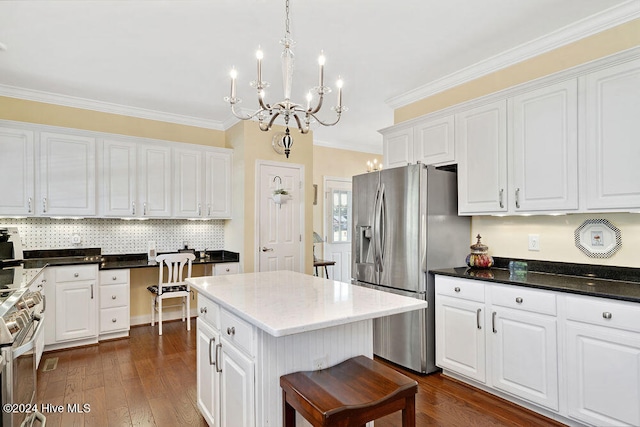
[382,126,413,169]
[0,126,35,216]
[456,100,508,214]
[138,143,172,218]
[509,79,578,212]
[39,132,96,216]
[174,147,204,218]
[413,115,455,166]
[205,150,232,219]
[582,58,640,211]
[101,139,137,217]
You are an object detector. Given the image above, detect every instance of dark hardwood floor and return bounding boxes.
[37,320,564,427]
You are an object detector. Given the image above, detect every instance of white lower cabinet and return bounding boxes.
[565,295,640,427]
[98,269,130,338]
[197,295,255,427]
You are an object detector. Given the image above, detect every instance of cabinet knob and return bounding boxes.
[602,312,612,319]
[112,318,117,323]
[112,295,117,300]
[200,307,208,314]
[225,268,230,272]
[112,276,117,281]
[227,326,235,336]
[74,273,79,278]
[454,287,461,293]
[515,297,523,304]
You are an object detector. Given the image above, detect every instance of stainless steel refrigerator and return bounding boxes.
[352,164,470,373]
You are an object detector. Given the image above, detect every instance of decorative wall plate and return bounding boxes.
[574,219,621,258]
[272,133,286,155]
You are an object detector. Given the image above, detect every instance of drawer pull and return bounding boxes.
[454,287,461,293]
[603,312,612,320]
[476,308,482,330]
[112,276,117,281]
[225,268,230,272]
[227,326,236,336]
[112,318,117,323]
[515,297,523,304]
[112,295,117,300]
[200,307,208,314]
[209,337,216,366]
[215,343,222,373]
[492,311,497,333]
[74,273,79,278]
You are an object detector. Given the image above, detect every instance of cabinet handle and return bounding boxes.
[227,326,235,336]
[209,337,216,366]
[143,202,147,216]
[28,197,32,213]
[200,307,208,314]
[74,273,79,278]
[112,295,117,300]
[515,297,523,304]
[492,311,497,333]
[42,197,47,213]
[112,318,117,323]
[215,343,222,373]
[499,189,504,209]
[454,287,460,293]
[208,204,211,216]
[198,203,202,216]
[132,202,136,215]
[90,284,94,299]
[476,308,482,330]
[112,276,117,281]
[42,294,46,312]
[225,268,230,272]
[602,312,612,320]
[515,188,521,209]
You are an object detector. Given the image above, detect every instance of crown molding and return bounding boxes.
[0,84,225,130]
[313,138,382,155]
[386,1,640,109]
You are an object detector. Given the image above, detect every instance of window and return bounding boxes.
[330,189,351,243]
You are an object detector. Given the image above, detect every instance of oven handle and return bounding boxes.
[33,410,47,426]
[12,317,43,359]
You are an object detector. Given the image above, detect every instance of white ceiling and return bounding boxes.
[0,0,636,153]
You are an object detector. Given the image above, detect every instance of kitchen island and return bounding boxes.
[187,270,427,427]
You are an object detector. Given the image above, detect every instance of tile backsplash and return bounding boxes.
[0,218,225,254]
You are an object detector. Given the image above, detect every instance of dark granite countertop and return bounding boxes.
[23,248,240,271]
[431,257,640,303]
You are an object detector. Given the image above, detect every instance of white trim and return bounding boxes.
[385,1,640,109]
[313,138,382,155]
[0,84,225,130]
[254,160,306,273]
[379,47,640,134]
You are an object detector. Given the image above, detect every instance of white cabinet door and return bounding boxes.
[584,58,640,210]
[435,295,486,383]
[413,115,455,165]
[138,143,172,217]
[510,80,578,212]
[55,281,97,342]
[39,132,96,216]
[220,339,255,427]
[456,100,507,214]
[101,139,137,217]
[205,150,232,218]
[197,318,220,427]
[0,126,35,215]
[491,307,559,411]
[174,147,204,218]
[382,127,413,169]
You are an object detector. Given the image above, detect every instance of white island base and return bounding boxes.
[189,271,427,427]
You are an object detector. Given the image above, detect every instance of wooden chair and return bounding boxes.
[147,252,195,335]
[280,355,418,427]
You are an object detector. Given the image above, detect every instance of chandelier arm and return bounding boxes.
[260,111,281,131]
[308,94,324,115]
[258,94,270,111]
[307,112,342,127]
[292,114,310,134]
[231,104,267,121]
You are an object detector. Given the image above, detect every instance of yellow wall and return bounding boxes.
[393,19,640,268]
[0,96,226,147]
[312,145,378,255]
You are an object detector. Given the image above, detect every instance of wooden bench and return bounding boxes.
[280,355,418,427]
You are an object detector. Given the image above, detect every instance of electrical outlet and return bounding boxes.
[312,356,328,370]
[528,234,540,251]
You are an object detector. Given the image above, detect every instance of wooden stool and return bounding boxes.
[280,355,418,427]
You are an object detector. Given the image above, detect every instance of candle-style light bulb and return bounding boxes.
[306,91,313,110]
[336,76,344,107]
[318,51,325,88]
[256,47,263,84]
[230,67,238,99]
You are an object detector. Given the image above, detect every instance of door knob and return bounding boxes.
[261,247,274,252]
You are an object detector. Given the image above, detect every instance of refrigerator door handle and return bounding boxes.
[421,213,427,272]
[374,183,385,272]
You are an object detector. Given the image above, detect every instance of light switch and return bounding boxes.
[528,234,540,251]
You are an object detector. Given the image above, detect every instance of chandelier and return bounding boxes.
[224,0,345,158]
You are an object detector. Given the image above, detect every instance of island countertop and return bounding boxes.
[187,270,427,337]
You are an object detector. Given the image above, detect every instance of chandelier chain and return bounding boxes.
[285,0,291,38]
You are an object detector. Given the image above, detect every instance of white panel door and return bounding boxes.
[382,127,413,169]
[456,100,507,214]
[196,318,220,427]
[0,126,34,215]
[491,307,559,411]
[220,340,255,427]
[584,58,640,210]
[205,150,232,218]
[566,321,640,427]
[510,79,578,212]
[323,177,351,282]
[174,147,204,218]
[101,139,137,217]
[413,115,455,165]
[39,132,96,216]
[55,281,97,341]
[435,295,486,383]
[138,143,172,217]
[258,163,302,272]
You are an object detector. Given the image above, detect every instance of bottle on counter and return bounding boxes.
[466,234,494,269]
